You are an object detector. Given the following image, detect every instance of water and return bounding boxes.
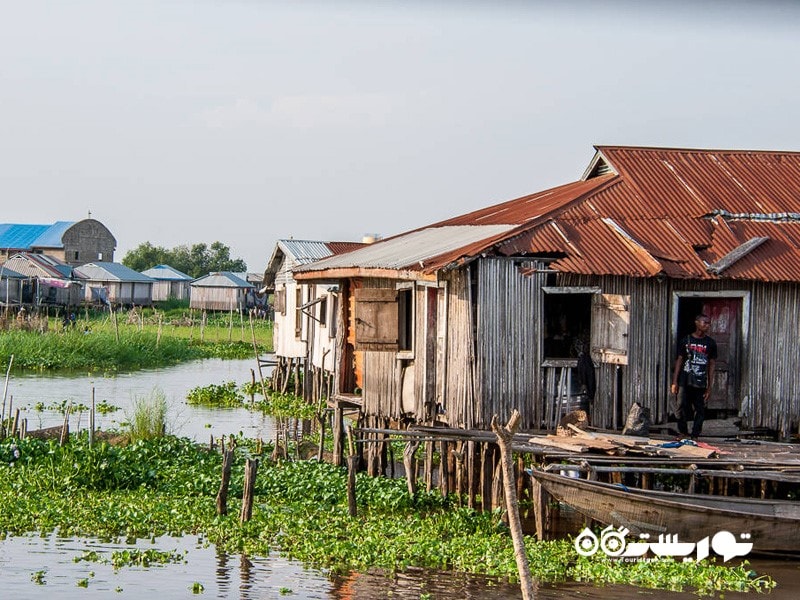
[2,359,799,598]
[5,358,274,442]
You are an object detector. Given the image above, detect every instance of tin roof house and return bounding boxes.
[74,262,154,307]
[141,264,193,302]
[190,271,254,311]
[294,145,800,442]
[3,253,82,306]
[262,239,365,395]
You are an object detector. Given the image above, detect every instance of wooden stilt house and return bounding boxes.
[262,239,365,397]
[3,253,83,307]
[294,145,800,438]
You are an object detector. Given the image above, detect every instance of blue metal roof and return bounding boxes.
[141,264,193,281]
[0,224,50,249]
[31,221,74,248]
[0,222,75,250]
[75,262,154,282]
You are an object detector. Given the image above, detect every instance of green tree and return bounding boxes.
[121,242,170,273]
[122,241,247,278]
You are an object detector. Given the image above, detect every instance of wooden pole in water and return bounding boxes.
[491,409,536,600]
[156,313,163,348]
[60,404,71,446]
[403,440,420,496]
[346,425,358,517]
[240,458,259,522]
[216,447,235,515]
[89,387,95,447]
[249,312,268,400]
[228,305,233,342]
[1,354,15,439]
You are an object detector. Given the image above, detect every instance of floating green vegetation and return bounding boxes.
[74,548,186,569]
[254,392,322,420]
[186,381,245,408]
[0,435,777,595]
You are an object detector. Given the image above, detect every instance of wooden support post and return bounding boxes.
[453,445,465,507]
[240,458,259,522]
[216,447,235,515]
[439,440,449,497]
[89,387,95,447]
[424,440,434,493]
[466,440,477,509]
[491,461,504,513]
[347,454,358,518]
[333,401,344,467]
[60,404,71,446]
[480,442,494,512]
[403,440,420,497]
[492,409,536,600]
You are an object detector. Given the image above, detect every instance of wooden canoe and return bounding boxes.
[531,469,800,554]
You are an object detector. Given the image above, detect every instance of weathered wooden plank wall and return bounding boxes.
[475,258,545,430]
[359,278,402,420]
[560,275,800,437]
[746,282,800,437]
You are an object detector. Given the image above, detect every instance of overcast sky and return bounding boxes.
[2,0,799,271]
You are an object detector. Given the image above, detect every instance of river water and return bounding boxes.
[1,359,799,598]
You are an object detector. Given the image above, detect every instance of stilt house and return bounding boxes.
[141,264,193,302]
[3,253,83,307]
[74,262,154,307]
[294,146,800,438]
[262,239,365,393]
[190,271,253,311]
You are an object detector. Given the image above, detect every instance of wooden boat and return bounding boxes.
[531,469,800,554]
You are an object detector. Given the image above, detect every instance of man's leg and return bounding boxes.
[676,389,690,436]
[690,388,705,438]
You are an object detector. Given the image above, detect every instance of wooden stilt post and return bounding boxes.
[403,440,420,496]
[492,409,536,600]
[216,446,235,515]
[240,458,259,522]
[332,401,344,467]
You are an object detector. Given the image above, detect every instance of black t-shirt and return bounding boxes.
[678,334,718,389]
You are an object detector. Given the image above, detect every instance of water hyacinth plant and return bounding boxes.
[0,433,778,595]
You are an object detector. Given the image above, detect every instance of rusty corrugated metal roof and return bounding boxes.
[297,146,800,283]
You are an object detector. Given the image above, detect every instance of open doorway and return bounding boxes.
[674,294,744,418]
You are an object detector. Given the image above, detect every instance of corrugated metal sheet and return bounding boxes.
[296,225,515,274]
[3,253,72,279]
[31,221,74,248]
[597,146,800,216]
[297,146,800,284]
[0,224,51,249]
[75,262,155,282]
[141,264,193,281]
[192,271,253,288]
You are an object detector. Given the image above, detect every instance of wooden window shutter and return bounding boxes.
[591,293,630,365]
[274,289,285,315]
[354,288,399,351]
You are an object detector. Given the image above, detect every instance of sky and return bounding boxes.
[2,0,800,273]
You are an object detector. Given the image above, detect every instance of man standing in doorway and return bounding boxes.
[671,314,717,440]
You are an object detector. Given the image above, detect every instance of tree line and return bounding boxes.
[122,241,247,279]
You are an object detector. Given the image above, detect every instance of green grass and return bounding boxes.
[126,388,169,441]
[0,316,272,372]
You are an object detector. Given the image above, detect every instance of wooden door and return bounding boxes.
[701,298,741,411]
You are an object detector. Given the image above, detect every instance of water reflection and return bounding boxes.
[1,533,798,599]
[7,359,274,442]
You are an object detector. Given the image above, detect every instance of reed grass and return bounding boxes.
[126,387,169,441]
